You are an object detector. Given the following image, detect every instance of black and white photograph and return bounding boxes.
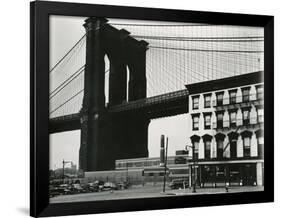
[1,0,280,217]
[49,15,265,203]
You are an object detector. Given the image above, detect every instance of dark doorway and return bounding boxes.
[230,141,237,158]
[242,164,256,186]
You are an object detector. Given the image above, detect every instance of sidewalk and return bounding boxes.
[162,186,264,196]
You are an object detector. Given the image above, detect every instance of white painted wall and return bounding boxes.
[188,83,263,159]
[2,1,280,218]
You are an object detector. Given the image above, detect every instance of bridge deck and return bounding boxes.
[109,89,189,112]
[49,89,189,133]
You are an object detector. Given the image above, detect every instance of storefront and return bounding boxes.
[197,162,260,187]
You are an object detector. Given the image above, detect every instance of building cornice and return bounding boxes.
[185,71,263,94]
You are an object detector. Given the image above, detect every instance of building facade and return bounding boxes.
[115,154,190,185]
[186,71,264,187]
[84,72,264,188]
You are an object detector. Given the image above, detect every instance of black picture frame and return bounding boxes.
[30,1,274,217]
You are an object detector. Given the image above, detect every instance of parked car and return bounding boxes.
[93,180,104,192]
[116,181,130,190]
[102,182,118,191]
[83,183,97,192]
[49,187,61,198]
[49,186,72,197]
[169,179,189,189]
[70,183,84,194]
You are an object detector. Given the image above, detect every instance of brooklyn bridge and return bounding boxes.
[49,17,264,172]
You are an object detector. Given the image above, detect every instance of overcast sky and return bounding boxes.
[49,15,263,170]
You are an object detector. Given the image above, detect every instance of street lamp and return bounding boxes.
[186,144,196,193]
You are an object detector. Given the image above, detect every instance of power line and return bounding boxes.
[132,35,264,42]
[110,23,215,27]
[134,35,264,40]
[50,89,84,115]
[49,34,86,73]
[149,45,264,53]
[50,65,85,97]
[50,68,110,100]
[49,68,85,100]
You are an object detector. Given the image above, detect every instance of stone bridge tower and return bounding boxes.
[79,17,150,172]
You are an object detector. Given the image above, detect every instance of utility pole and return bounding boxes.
[163,137,169,193]
[62,159,64,183]
[192,143,196,193]
[62,159,72,184]
[126,161,129,183]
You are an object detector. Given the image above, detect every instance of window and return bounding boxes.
[216,92,224,106]
[217,140,224,159]
[229,90,237,104]
[190,135,200,160]
[216,112,224,128]
[228,132,238,158]
[256,85,263,100]
[257,108,264,123]
[242,87,250,102]
[192,114,200,130]
[194,141,199,160]
[204,113,211,129]
[192,96,199,110]
[242,108,250,125]
[258,136,264,158]
[203,134,212,159]
[230,140,237,158]
[229,111,237,127]
[243,137,251,157]
[204,94,211,108]
[215,133,225,159]
[204,141,211,159]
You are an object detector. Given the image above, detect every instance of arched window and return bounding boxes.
[255,129,264,158]
[190,135,200,160]
[202,134,212,159]
[107,53,127,105]
[228,131,239,158]
[215,133,226,159]
[241,130,253,158]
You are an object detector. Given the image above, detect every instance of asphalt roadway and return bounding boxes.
[49,185,264,204]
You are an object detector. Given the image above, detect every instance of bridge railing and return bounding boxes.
[49,113,81,122]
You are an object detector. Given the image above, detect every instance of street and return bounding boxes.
[50,185,264,203]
